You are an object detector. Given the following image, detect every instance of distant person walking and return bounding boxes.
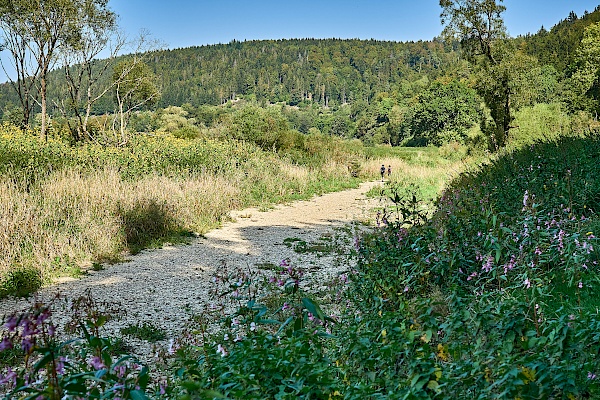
[387,165,392,178]
[380,164,386,181]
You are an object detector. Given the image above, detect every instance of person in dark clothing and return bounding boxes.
[380,164,386,181]
[387,165,392,177]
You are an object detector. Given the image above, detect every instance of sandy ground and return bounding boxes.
[0,180,382,360]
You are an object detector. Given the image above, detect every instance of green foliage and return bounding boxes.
[508,102,571,147]
[174,261,339,399]
[347,135,600,397]
[523,7,600,75]
[0,295,162,399]
[121,323,167,343]
[410,80,481,145]
[0,266,43,298]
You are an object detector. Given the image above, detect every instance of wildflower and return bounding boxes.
[481,255,493,273]
[579,282,583,289]
[21,337,35,353]
[524,278,531,289]
[114,365,127,379]
[4,316,17,332]
[90,356,105,370]
[0,337,12,351]
[588,372,597,380]
[0,367,17,387]
[250,322,256,331]
[55,357,65,375]
[216,344,228,357]
[279,259,289,267]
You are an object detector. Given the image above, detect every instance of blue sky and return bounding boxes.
[109,0,600,49]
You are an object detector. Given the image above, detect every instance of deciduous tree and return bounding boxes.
[0,0,116,139]
[112,58,160,143]
[440,0,513,149]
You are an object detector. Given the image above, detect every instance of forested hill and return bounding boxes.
[145,38,456,108]
[521,5,600,74]
[0,6,599,116]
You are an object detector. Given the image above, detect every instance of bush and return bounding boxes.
[0,266,43,298]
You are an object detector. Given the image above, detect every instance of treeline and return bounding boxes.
[522,7,600,74]
[0,38,459,112]
[148,38,457,107]
[0,5,599,148]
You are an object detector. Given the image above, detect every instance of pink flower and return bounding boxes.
[4,316,17,332]
[588,372,597,380]
[0,337,12,351]
[217,344,228,357]
[0,367,17,387]
[579,282,583,289]
[524,278,531,289]
[90,356,105,370]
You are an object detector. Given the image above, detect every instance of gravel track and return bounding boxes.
[0,181,381,360]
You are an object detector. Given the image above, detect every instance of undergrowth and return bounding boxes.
[3,129,598,398]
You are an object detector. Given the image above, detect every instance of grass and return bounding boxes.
[0,125,371,297]
[120,322,168,342]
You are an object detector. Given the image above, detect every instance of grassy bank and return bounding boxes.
[0,124,365,296]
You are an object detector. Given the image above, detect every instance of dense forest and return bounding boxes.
[0,5,599,148]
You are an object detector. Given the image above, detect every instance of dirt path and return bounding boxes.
[0,180,381,359]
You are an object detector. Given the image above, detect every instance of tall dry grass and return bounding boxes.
[0,168,242,278]
[0,158,356,286]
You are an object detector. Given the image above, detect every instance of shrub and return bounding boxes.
[0,266,43,298]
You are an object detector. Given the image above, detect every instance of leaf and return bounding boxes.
[503,331,515,353]
[130,390,150,400]
[201,390,227,399]
[276,316,295,335]
[427,380,441,393]
[94,369,107,379]
[302,297,326,321]
[33,351,55,374]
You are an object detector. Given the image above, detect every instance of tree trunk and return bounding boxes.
[40,75,47,141]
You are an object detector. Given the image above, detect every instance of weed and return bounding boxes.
[0,266,42,298]
[120,322,167,342]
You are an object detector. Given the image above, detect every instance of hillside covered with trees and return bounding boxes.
[0,4,599,149]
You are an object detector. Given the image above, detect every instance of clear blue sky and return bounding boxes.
[108,0,600,49]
